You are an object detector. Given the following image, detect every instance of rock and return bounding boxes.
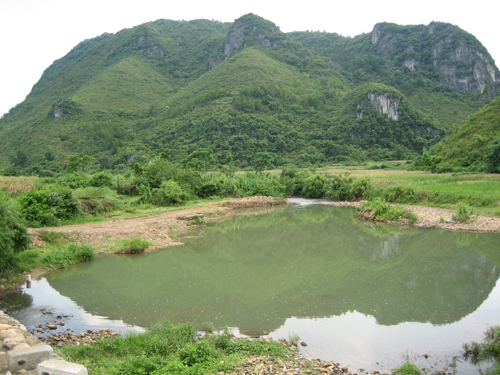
[0,352,7,371]
[37,358,88,375]
[7,344,53,372]
[3,336,26,350]
[59,322,65,326]
[300,341,307,347]
[0,329,23,340]
[0,324,11,332]
[342,365,349,372]
[47,325,58,330]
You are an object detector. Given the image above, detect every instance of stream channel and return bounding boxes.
[1,199,500,373]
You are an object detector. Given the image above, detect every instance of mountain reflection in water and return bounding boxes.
[3,204,499,372]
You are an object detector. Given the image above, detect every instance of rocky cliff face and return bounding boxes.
[357,92,401,121]
[371,22,499,98]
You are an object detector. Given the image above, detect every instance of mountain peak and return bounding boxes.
[209,13,286,68]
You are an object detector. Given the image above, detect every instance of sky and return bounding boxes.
[1,0,499,116]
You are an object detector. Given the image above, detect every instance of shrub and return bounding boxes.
[452,201,474,223]
[393,362,422,375]
[463,325,500,375]
[122,237,150,254]
[153,180,190,205]
[302,174,327,198]
[325,174,354,201]
[19,185,80,227]
[360,198,418,224]
[89,172,113,187]
[0,193,30,275]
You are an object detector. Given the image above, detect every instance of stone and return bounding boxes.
[0,329,23,340]
[0,352,8,371]
[36,359,88,375]
[0,324,11,332]
[7,344,53,372]
[3,336,26,350]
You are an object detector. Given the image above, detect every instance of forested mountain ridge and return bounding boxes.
[0,14,497,172]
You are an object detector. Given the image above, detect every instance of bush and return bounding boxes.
[302,174,327,198]
[122,237,150,253]
[19,185,80,227]
[153,180,190,205]
[360,198,418,223]
[393,362,422,375]
[0,193,30,275]
[452,201,474,223]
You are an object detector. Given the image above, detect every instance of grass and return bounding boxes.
[360,198,419,224]
[59,321,294,375]
[111,237,151,254]
[393,362,423,375]
[0,176,38,192]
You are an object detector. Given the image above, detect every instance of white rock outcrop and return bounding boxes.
[366,93,401,121]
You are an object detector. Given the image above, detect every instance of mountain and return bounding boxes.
[0,14,498,172]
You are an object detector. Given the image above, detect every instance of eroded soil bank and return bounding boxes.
[28,196,290,253]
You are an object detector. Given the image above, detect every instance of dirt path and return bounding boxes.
[28,196,289,252]
[332,201,500,232]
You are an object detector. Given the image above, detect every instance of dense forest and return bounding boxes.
[0,13,498,174]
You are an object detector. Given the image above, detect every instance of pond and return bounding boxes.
[2,201,500,373]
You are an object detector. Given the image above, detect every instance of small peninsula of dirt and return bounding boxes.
[332,201,500,232]
[28,196,290,253]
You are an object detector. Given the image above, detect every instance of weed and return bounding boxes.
[118,237,150,254]
[393,362,422,375]
[452,201,474,223]
[463,325,500,375]
[201,322,215,333]
[38,230,71,244]
[187,216,205,226]
[288,333,300,346]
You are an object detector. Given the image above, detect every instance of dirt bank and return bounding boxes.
[332,201,500,232]
[28,196,290,252]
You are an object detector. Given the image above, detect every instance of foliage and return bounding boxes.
[393,362,423,375]
[60,321,293,375]
[0,14,492,171]
[42,244,96,269]
[452,201,474,223]
[18,185,80,227]
[463,325,500,375]
[360,198,419,223]
[118,237,151,254]
[486,137,500,173]
[0,193,30,275]
[416,96,500,173]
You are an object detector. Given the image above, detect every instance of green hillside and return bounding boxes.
[0,14,498,173]
[419,96,500,171]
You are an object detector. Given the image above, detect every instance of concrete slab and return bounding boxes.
[7,344,53,372]
[37,359,88,375]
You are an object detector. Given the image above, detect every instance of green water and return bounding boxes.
[33,204,500,370]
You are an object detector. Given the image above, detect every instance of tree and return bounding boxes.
[66,153,93,173]
[181,148,215,172]
[0,193,30,276]
[486,137,500,173]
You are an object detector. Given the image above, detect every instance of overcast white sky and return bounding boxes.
[1,0,499,116]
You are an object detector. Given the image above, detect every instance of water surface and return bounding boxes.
[2,203,500,372]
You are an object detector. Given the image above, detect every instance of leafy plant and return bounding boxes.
[0,192,30,275]
[463,325,500,375]
[120,237,150,254]
[452,201,474,223]
[393,362,422,375]
[360,198,418,223]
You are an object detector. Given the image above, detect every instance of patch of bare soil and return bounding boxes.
[28,197,289,253]
[331,201,500,232]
